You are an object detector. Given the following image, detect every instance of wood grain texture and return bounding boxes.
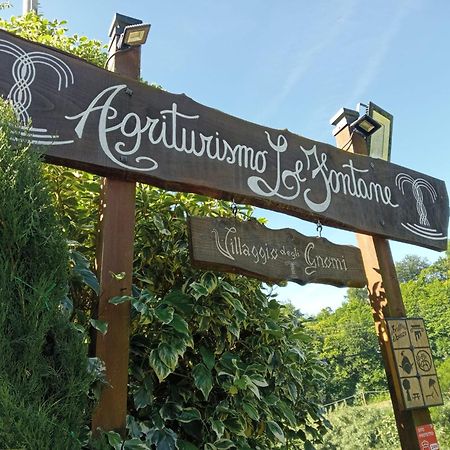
[335,115,434,450]
[91,43,140,436]
[188,217,366,288]
[0,30,447,251]
[92,178,135,435]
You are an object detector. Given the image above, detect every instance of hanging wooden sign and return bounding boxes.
[0,30,447,251]
[188,216,366,288]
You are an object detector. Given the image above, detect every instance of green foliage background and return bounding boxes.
[316,403,400,450]
[402,248,450,361]
[316,398,450,450]
[312,249,450,448]
[307,295,385,404]
[309,248,449,406]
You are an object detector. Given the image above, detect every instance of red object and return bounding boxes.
[416,424,439,450]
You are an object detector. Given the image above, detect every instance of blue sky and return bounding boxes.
[2,0,449,315]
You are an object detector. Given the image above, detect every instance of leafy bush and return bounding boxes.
[69,185,330,449]
[0,11,107,66]
[318,400,450,450]
[316,404,400,450]
[0,100,93,448]
[432,399,450,449]
[307,296,386,404]
[437,358,450,394]
[97,187,328,448]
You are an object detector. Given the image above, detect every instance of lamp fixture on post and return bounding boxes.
[118,23,151,49]
[109,13,151,51]
[367,102,394,161]
[350,114,381,139]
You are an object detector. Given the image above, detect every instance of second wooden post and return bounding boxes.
[331,108,436,450]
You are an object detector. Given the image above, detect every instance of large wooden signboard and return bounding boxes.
[386,318,443,410]
[0,30,448,251]
[188,217,366,287]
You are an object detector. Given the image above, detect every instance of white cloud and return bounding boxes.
[256,0,358,123]
[348,0,423,104]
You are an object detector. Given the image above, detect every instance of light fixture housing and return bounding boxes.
[350,114,381,139]
[109,13,151,50]
[367,102,393,161]
[118,23,151,48]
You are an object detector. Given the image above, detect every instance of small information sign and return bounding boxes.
[420,376,443,407]
[386,318,443,410]
[407,319,430,348]
[416,424,440,450]
[401,377,424,409]
[414,348,435,376]
[394,348,417,378]
[387,319,410,349]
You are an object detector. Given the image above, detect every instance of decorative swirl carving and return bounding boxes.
[396,173,437,227]
[0,39,74,123]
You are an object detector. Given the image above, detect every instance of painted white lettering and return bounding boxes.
[65,84,158,171]
[302,148,399,212]
[304,241,349,276]
[66,85,402,215]
[248,132,306,200]
[211,227,236,261]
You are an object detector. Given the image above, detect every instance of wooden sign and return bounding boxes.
[386,318,443,410]
[0,30,448,251]
[188,217,366,288]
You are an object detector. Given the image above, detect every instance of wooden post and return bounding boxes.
[91,34,141,436]
[331,108,436,450]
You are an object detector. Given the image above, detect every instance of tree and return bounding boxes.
[316,404,399,449]
[308,296,385,404]
[402,245,450,361]
[0,11,107,66]
[395,254,430,283]
[0,100,94,448]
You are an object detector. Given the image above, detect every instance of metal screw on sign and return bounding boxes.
[231,199,238,218]
[316,220,323,238]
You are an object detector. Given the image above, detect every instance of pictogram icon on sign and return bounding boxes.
[386,318,443,410]
[420,376,443,407]
[416,349,433,373]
